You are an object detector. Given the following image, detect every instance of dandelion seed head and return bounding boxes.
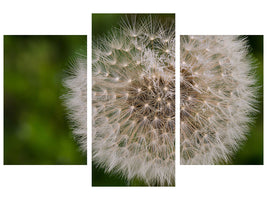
[93,16,175,185]
[63,56,87,152]
[180,35,257,165]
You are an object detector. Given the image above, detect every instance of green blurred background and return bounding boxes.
[4,35,87,165]
[92,14,263,186]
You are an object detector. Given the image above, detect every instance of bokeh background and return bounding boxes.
[4,35,87,165]
[92,14,264,186]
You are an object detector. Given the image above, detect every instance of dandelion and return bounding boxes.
[92,15,175,186]
[63,56,87,151]
[180,35,257,165]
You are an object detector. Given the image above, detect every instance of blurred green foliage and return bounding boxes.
[4,35,87,165]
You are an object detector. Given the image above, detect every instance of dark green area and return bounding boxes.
[4,35,87,165]
[92,163,128,186]
[92,13,175,40]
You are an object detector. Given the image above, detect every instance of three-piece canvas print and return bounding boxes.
[4,14,263,186]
